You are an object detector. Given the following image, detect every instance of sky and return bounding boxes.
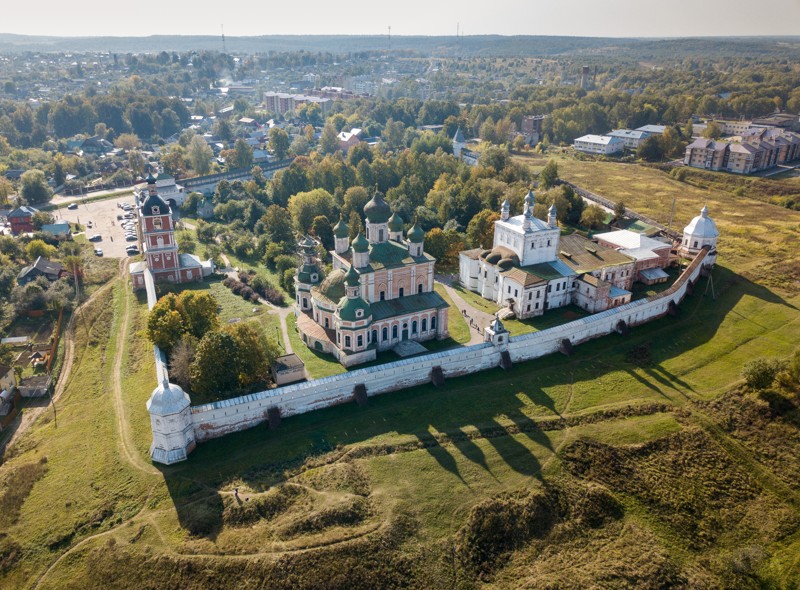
[4,0,800,38]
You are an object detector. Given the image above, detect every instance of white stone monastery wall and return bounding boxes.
[188,249,709,442]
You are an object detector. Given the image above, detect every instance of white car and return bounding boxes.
[94,248,103,256]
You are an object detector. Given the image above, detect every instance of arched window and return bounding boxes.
[382,327,388,341]
[392,325,398,339]
[417,284,423,294]
[153,218,162,230]
[398,287,404,297]
[422,318,427,332]
[412,320,418,334]
[372,330,377,344]
[431,315,437,330]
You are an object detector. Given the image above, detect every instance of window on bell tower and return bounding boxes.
[153,218,162,230]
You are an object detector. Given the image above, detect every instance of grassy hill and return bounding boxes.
[1,159,800,588]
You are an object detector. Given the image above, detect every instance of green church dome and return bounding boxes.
[333,216,349,238]
[388,211,404,232]
[337,296,371,323]
[407,223,425,243]
[364,190,391,223]
[351,233,369,253]
[318,268,346,301]
[345,264,360,287]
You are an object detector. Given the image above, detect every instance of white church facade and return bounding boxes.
[459,190,719,319]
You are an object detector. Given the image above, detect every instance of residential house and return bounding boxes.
[17,257,68,286]
[8,206,39,234]
[337,128,362,152]
[40,221,71,238]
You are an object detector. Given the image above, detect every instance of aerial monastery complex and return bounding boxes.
[143,180,719,465]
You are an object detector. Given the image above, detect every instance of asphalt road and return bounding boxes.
[56,194,138,258]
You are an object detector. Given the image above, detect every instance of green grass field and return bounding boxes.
[2,159,800,588]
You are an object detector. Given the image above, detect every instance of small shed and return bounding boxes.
[271,354,306,386]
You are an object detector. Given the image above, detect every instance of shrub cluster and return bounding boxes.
[222,271,285,306]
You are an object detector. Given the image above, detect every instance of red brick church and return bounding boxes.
[130,175,213,290]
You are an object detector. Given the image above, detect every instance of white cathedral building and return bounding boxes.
[459,190,719,319]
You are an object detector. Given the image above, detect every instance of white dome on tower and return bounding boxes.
[146,378,191,416]
[683,205,719,240]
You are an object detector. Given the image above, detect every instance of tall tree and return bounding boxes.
[268,127,290,160]
[539,159,559,190]
[19,170,51,204]
[231,138,254,170]
[190,330,241,400]
[466,209,500,249]
[188,134,213,175]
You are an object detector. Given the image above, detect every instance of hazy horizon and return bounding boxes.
[3,0,800,39]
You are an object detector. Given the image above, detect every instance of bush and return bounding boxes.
[742,358,785,390]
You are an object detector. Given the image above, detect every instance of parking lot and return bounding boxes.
[56,194,139,259]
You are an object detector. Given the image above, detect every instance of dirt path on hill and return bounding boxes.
[110,260,160,476]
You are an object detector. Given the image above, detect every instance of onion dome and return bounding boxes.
[364,189,392,223]
[333,216,349,238]
[351,233,369,253]
[318,269,346,302]
[525,190,535,205]
[407,223,425,243]
[479,249,492,259]
[146,173,157,184]
[345,264,360,287]
[684,205,719,239]
[388,211,404,232]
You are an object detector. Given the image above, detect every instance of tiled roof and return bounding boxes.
[501,267,546,287]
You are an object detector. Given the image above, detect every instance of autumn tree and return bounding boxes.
[20,170,51,204]
[288,188,336,233]
[580,204,607,229]
[26,239,56,260]
[190,330,241,400]
[223,322,280,388]
[178,291,219,338]
[146,293,186,353]
[466,209,500,249]
[114,133,141,151]
[188,134,213,175]
[269,127,290,160]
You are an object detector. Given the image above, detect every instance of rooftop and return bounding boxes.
[369,291,448,321]
[556,234,635,274]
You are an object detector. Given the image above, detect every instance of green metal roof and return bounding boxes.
[337,296,371,322]
[369,291,448,321]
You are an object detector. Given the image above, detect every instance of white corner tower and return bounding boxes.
[147,377,196,465]
[500,198,510,221]
[679,204,719,265]
[548,203,558,228]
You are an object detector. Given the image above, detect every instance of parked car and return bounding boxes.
[88,234,102,242]
[67,203,79,210]
[125,246,140,255]
[94,248,103,256]
[126,234,138,241]
[117,214,123,221]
